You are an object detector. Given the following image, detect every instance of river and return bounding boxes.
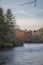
[0,44,43,65]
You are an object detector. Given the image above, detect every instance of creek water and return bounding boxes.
[0,44,43,65]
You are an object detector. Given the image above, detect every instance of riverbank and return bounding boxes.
[0,42,23,48]
[0,42,43,48]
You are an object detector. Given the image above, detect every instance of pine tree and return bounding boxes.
[5,9,16,46]
[0,7,6,47]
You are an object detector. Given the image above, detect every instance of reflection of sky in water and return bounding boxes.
[0,44,43,65]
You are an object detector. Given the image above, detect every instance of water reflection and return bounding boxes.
[0,44,43,65]
[0,48,14,65]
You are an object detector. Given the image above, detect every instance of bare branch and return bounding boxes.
[18,0,37,7]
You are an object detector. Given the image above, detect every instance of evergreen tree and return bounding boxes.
[5,9,16,46]
[0,7,17,47]
[0,7,6,47]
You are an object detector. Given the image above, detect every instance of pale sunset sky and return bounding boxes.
[0,0,43,30]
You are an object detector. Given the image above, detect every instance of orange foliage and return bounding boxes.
[17,30,25,43]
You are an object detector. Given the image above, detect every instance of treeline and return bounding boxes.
[16,28,43,43]
[0,7,17,48]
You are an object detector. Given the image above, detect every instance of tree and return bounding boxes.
[5,9,16,46]
[0,7,17,47]
[0,7,6,46]
[17,30,25,45]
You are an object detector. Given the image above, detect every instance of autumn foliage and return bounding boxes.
[17,30,25,43]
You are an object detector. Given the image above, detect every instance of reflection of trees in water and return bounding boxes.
[0,48,14,65]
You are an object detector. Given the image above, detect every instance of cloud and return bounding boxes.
[14,9,43,17]
[33,9,43,13]
[25,9,43,13]
[16,18,43,30]
[15,10,25,14]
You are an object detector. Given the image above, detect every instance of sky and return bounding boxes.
[0,0,43,30]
